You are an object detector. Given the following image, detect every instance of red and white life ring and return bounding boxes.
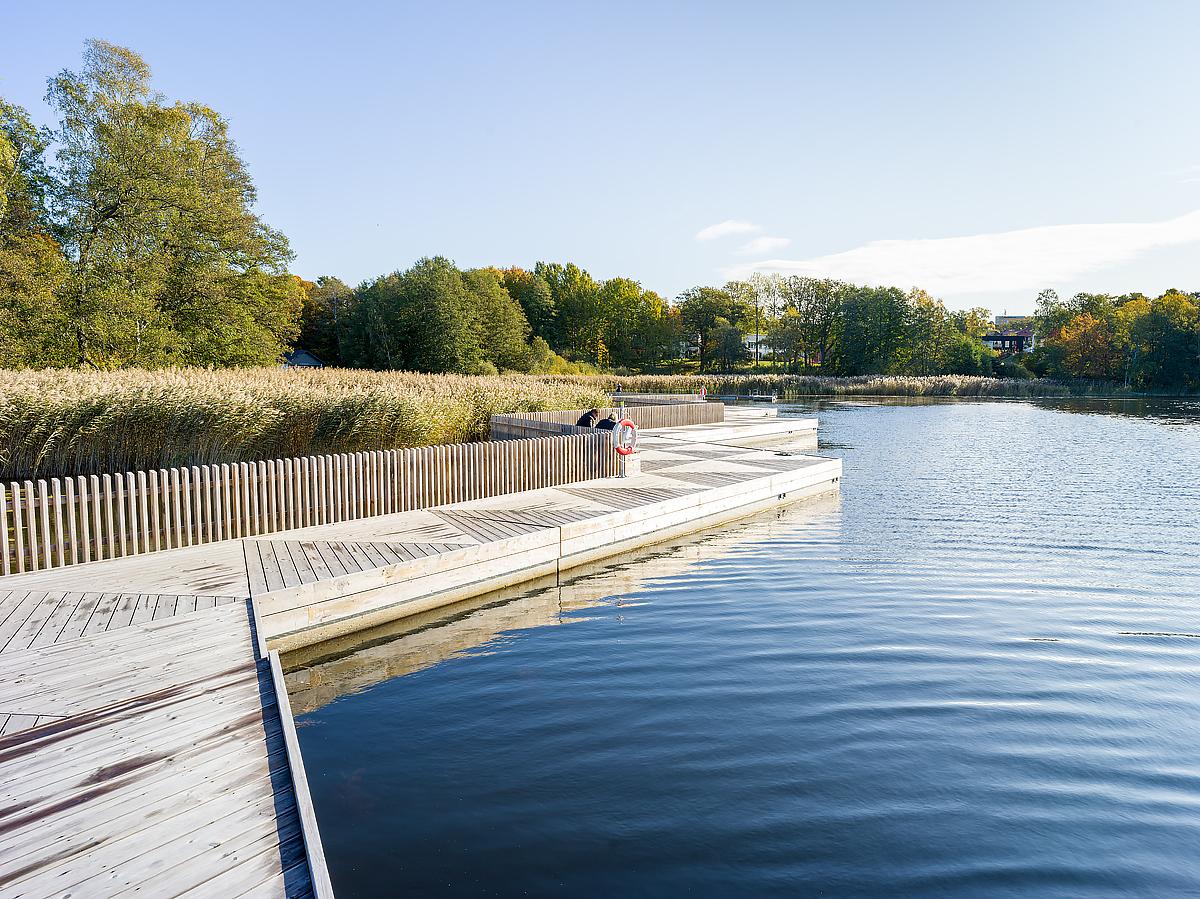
[699,386,707,398]
[612,418,638,456]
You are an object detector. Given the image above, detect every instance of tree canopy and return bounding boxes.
[0,40,302,368]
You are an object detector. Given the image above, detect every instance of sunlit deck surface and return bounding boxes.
[0,601,313,897]
[0,410,833,897]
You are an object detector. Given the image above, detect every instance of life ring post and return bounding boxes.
[612,418,639,477]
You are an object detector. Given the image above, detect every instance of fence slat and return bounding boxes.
[143,470,156,554]
[65,478,79,566]
[36,479,53,569]
[90,476,102,562]
[24,480,40,571]
[221,464,233,540]
[176,470,188,547]
[125,474,138,556]
[76,477,90,564]
[12,483,25,573]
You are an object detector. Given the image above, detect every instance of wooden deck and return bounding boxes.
[0,603,314,897]
[0,591,243,662]
[0,410,837,898]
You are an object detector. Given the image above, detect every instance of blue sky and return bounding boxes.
[5,0,1200,313]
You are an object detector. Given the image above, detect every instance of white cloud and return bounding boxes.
[736,236,791,255]
[1172,164,1200,184]
[723,210,1200,294]
[695,219,761,241]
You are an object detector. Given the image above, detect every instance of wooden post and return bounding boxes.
[64,477,78,566]
[142,470,154,554]
[0,485,9,576]
[90,475,103,562]
[172,466,183,546]
[35,479,52,569]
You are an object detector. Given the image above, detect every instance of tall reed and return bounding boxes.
[0,368,607,479]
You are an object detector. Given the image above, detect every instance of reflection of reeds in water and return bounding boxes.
[283,493,840,716]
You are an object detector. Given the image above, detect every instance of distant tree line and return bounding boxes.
[1025,289,1200,389]
[4,42,1198,390]
[674,276,999,376]
[299,260,681,374]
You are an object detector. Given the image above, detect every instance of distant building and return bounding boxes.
[981,327,1036,355]
[743,334,773,356]
[283,349,326,368]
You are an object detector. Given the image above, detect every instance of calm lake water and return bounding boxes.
[290,398,1200,897]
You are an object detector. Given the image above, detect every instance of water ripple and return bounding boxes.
[294,398,1200,898]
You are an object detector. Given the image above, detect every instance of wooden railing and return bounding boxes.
[490,402,724,440]
[0,433,616,576]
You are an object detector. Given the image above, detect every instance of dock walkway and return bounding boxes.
[0,410,836,897]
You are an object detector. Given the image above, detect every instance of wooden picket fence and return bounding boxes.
[0,432,616,576]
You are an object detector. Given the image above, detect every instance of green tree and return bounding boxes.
[767,308,805,371]
[0,98,73,366]
[678,285,749,370]
[904,288,955,375]
[535,261,600,358]
[464,268,533,372]
[830,285,908,374]
[349,257,484,373]
[942,331,992,375]
[1131,290,1199,388]
[46,40,300,367]
[498,267,555,343]
[711,317,748,371]
[299,276,355,365]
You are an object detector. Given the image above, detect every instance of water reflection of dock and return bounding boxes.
[283,495,839,717]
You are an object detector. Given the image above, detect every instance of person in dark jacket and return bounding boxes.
[576,409,600,427]
[595,412,619,431]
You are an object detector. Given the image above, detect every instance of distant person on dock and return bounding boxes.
[595,412,619,431]
[576,408,600,427]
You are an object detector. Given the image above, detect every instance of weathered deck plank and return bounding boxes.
[0,602,312,898]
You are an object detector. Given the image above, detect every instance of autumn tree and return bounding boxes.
[1053,313,1119,379]
[1131,291,1199,388]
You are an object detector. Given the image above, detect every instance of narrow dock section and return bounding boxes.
[0,601,318,897]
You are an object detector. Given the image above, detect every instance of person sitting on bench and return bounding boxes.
[576,408,600,427]
[595,412,619,431]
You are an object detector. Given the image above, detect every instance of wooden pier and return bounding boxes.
[0,407,835,897]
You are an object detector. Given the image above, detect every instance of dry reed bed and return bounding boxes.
[0,369,607,479]
[542,373,1070,398]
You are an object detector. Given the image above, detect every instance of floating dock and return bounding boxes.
[0,407,837,897]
